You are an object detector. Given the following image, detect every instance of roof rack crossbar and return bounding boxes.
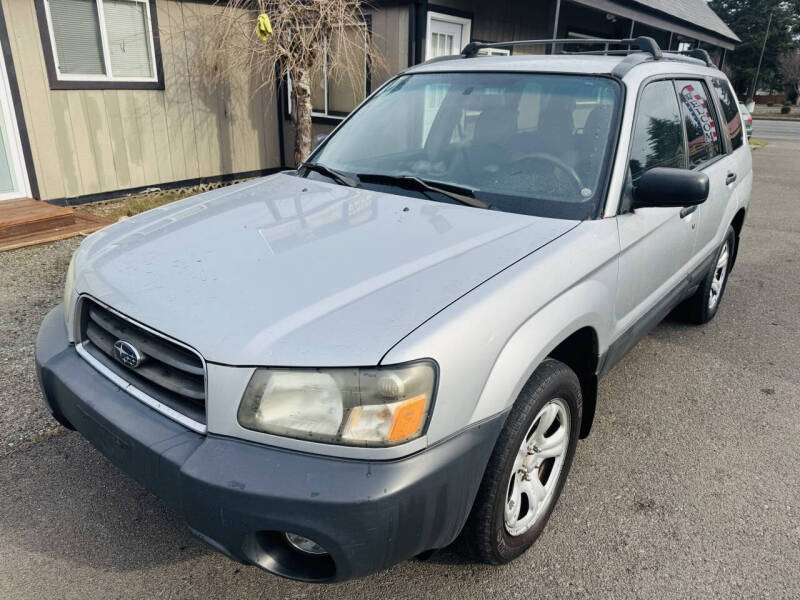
[461,36,662,59]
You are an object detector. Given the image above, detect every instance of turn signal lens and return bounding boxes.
[342,394,429,444]
[388,395,427,442]
[63,250,77,327]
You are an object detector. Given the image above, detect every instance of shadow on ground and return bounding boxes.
[0,432,210,572]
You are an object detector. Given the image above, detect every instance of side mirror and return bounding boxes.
[312,133,328,150]
[633,167,709,209]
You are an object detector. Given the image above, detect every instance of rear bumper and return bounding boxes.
[36,305,505,582]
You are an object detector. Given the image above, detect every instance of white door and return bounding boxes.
[422,13,472,137]
[426,12,471,59]
[0,45,30,201]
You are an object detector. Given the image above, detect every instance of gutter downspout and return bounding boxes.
[274,62,286,169]
[548,0,561,55]
[414,0,428,64]
[408,2,416,66]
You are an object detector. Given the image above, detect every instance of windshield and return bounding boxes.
[309,72,620,219]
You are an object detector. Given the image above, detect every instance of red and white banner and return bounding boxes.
[679,84,718,144]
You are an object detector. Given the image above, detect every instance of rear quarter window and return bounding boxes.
[710,78,744,150]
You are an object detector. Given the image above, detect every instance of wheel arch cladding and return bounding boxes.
[546,326,599,438]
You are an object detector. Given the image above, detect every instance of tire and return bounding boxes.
[462,359,582,564]
[682,226,736,325]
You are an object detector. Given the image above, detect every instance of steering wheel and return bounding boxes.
[506,153,584,198]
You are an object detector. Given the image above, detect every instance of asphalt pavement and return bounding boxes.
[752,118,800,142]
[1,138,798,599]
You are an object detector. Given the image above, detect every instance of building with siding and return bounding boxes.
[0,0,738,205]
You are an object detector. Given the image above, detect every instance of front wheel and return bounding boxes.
[462,359,582,564]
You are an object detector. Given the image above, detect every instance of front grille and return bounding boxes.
[77,297,206,426]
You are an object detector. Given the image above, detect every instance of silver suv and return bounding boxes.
[36,37,751,582]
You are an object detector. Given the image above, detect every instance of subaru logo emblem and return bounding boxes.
[113,340,142,369]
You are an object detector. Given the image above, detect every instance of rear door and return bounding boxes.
[708,76,750,242]
[673,78,733,264]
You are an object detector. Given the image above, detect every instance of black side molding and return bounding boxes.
[598,249,716,377]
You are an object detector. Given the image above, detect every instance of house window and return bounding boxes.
[287,24,369,120]
[41,0,160,86]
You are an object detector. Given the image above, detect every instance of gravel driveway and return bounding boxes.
[0,237,80,458]
[0,139,798,599]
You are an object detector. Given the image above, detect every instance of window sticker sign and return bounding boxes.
[679,84,718,144]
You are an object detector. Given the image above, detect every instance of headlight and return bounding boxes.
[237,361,436,446]
[63,250,77,326]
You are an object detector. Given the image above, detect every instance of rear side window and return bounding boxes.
[710,78,744,150]
[675,80,723,167]
[628,80,685,182]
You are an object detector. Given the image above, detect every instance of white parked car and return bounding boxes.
[37,37,751,582]
[738,102,753,137]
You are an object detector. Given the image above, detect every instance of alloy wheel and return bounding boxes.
[708,240,730,311]
[504,398,570,537]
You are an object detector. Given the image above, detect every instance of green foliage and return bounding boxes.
[710,0,800,96]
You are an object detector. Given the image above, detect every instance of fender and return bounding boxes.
[468,278,612,426]
[383,219,620,445]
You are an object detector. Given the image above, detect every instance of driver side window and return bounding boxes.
[629,80,686,182]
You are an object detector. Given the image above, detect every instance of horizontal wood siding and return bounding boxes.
[430,0,555,51]
[3,0,281,202]
[369,5,409,88]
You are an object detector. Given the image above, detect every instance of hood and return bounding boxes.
[75,173,577,365]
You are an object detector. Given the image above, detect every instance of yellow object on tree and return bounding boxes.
[256,13,272,40]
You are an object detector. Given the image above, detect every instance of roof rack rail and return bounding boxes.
[678,48,714,67]
[461,36,662,59]
[611,52,656,78]
[422,54,463,65]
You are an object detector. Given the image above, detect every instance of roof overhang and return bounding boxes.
[569,0,737,50]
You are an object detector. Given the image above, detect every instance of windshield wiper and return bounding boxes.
[356,173,488,209]
[300,162,359,188]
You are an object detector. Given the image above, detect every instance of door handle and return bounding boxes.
[725,171,737,185]
[680,205,697,218]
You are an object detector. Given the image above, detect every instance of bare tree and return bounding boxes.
[779,50,800,105]
[199,0,384,165]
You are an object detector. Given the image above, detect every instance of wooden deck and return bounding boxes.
[0,198,110,252]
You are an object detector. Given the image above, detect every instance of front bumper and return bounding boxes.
[35,306,505,582]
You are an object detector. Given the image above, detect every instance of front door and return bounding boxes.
[426,11,471,59]
[0,45,30,201]
[615,79,698,335]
